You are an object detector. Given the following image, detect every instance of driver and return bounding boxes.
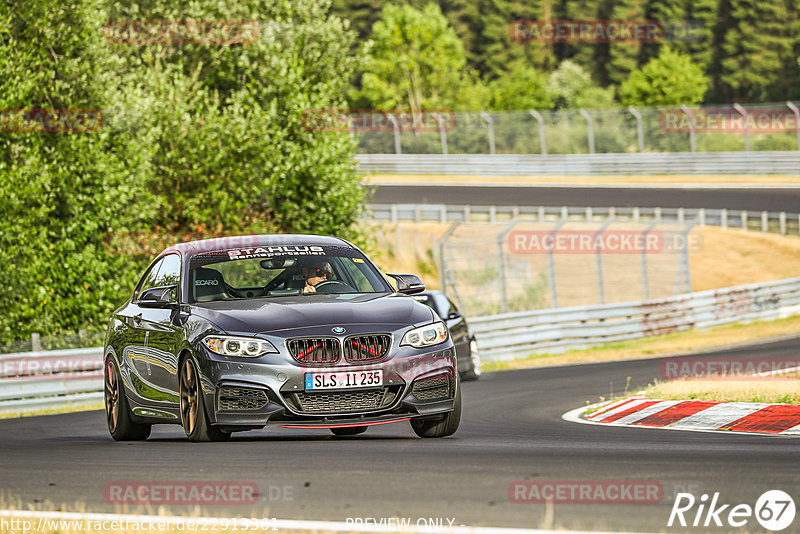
[301,260,333,294]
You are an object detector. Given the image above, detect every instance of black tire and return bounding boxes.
[410,376,462,438]
[461,339,482,381]
[330,426,368,436]
[104,358,151,441]
[179,358,230,442]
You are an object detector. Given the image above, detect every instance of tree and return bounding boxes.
[488,60,553,110]
[352,3,476,112]
[546,60,615,108]
[619,46,707,106]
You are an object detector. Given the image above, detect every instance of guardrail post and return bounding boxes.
[680,105,696,152]
[440,205,447,224]
[480,111,496,155]
[512,205,520,219]
[414,205,422,223]
[780,212,787,235]
[578,109,595,154]
[489,205,497,224]
[761,211,768,232]
[390,205,398,225]
[464,205,471,223]
[627,107,645,152]
[386,113,402,154]
[595,216,616,304]
[633,207,640,222]
[436,221,461,294]
[561,206,569,219]
[655,207,662,222]
[433,112,449,155]
[528,109,547,154]
[787,102,800,150]
[586,207,593,221]
[733,103,749,152]
[538,206,545,222]
[678,207,685,224]
[497,219,520,313]
[720,209,727,229]
[741,210,748,231]
[698,208,705,226]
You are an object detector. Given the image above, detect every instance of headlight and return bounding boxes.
[203,336,279,357]
[401,322,448,348]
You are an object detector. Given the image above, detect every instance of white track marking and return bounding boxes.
[612,400,683,425]
[667,402,770,430]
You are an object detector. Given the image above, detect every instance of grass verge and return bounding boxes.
[0,401,104,420]
[483,314,800,372]
[642,378,800,404]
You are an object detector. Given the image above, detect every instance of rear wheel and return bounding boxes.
[330,426,368,436]
[410,376,462,438]
[104,358,151,441]
[180,359,230,442]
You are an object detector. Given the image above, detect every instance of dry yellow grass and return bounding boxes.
[364,173,800,185]
[0,401,104,420]
[644,377,800,404]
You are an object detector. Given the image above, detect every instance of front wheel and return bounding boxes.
[104,358,151,441]
[180,359,230,442]
[410,377,461,438]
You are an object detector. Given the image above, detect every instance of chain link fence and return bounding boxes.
[354,102,800,155]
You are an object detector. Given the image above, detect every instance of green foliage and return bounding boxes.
[488,60,553,110]
[546,61,616,109]
[619,46,708,106]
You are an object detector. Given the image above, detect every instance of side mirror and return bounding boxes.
[138,285,178,308]
[447,310,461,320]
[386,273,426,295]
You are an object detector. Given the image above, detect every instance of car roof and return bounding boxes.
[161,234,352,258]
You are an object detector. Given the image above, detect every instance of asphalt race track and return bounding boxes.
[2,338,800,532]
[372,184,800,211]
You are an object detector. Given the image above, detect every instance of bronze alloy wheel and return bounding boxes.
[180,359,198,435]
[104,359,119,433]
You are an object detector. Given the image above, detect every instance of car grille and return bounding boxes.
[288,338,341,365]
[412,373,455,401]
[343,334,391,363]
[217,386,269,411]
[283,386,402,415]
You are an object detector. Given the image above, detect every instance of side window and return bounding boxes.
[433,293,451,318]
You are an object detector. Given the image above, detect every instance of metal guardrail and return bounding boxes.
[0,347,103,414]
[356,152,800,176]
[367,204,800,235]
[471,277,800,360]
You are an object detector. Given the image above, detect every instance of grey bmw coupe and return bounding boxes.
[103,235,460,442]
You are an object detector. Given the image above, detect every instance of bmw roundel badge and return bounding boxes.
[332,326,346,334]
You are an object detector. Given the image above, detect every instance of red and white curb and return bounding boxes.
[563,394,800,436]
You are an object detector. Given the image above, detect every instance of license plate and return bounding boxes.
[304,370,383,390]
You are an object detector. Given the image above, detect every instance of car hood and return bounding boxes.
[190,293,435,334]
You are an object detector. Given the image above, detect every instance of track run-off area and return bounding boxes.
[2,336,799,532]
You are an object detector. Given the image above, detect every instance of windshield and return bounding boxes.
[188,245,390,302]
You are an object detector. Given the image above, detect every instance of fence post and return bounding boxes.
[497,219,520,313]
[641,220,659,300]
[31,332,42,352]
[741,210,748,231]
[721,208,727,229]
[386,113,402,154]
[437,222,461,293]
[529,109,547,155]
[480,111,496,155]
[787,102,800,150]
[586,207,593,221]
[780,212,787,235]
[733,103,749,152]
[680,105,696,153]
[698,208,705,226]
[538,206,545,222]
[440,205,447,224]
[595,216,616,304]
[578,109,595,154]
[433,112,449,155]
[464,205,471,223]
[633,206,640,222]
[547,218,569,308]
[627,107,645,153]
[655,207,662,222]
[390,204,398,225]
[489,205,497,223]
[761,211,768,232]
